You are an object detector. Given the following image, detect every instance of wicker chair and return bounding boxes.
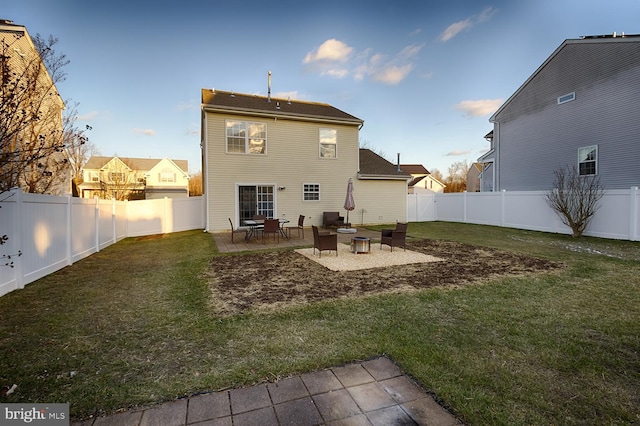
[286,214,305,239]
[322,211,349,229]
[261,218,280,243]
[312,225,337,257]
[228,218,247,243]
[380,222,408,252]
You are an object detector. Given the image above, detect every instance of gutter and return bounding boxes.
[202,106,363,127]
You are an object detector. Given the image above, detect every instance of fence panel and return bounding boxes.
[0,190,205,297]
[19,193,70,285]
[464,192,503,226]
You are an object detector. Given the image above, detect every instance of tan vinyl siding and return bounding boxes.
[206,112,360,231]
[354,180,408,225]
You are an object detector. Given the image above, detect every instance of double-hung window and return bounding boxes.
[303,183,320,201]
[578,145,597,176]
[226,120,267,154]
[319,128,337,158]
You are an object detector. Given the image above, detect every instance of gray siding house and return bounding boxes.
[479,34,640,191]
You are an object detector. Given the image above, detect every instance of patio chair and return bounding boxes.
[323,211,349,229]
[312,225,337,257]
[286,214,305,239]
[228,218,247,243]
[380,222,408,252]
[261,218,280,243]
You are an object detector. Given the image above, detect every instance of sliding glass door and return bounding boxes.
[238,185,274,222]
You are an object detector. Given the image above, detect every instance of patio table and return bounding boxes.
[243,219,289,241]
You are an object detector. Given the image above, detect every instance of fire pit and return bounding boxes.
[351,236,371,254]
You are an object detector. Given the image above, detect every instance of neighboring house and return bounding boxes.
[0,19,67,194]
[400,164,445,193]
[201,88,410,232]
[466,163,482,192]
[479,34,640,191]
[78,156,189,200]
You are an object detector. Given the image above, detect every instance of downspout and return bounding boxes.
[201,108,210,232]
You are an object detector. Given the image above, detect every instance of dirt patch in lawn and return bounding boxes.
[205,239,563,317]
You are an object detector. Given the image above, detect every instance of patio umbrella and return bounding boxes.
[344,178,355,225]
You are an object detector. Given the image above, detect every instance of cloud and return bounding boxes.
[77,110,100,121]
[446,150,471,156]
[439,7,496,42]
[352,43,423,85]
[372,64,414,85]
[455,99,503,117]
[304,39,353,64]
[132,128,156,136]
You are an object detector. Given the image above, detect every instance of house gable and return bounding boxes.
[486,35,640,191]
[201,88,409,232]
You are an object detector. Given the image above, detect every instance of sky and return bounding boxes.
[4,1,639,175]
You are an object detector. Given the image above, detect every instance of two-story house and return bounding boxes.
[479,34,640,191]
[400,164,446,194]
[0,19,67,194]
[79,156,189,200]
[201,89,410,232]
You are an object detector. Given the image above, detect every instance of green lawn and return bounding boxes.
[0,223,638,424]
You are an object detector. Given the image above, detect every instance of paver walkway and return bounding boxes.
[72,356,460,425]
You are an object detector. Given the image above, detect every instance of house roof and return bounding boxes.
[408,175,426,187]
[201,89,364,126]
[399,164,430,175]
[84,156,188,173]
[491,34,640,122]
[358,149,411,180]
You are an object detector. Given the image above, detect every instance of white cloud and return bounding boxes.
[132,128,156,136]
[77,110,100,121]
[373,64,414,85]
[350,44,421,85]
[446,150,471,156]
[303,39,353,64]
[455,99,503,117]
[439,7,497,42]
[440,19,473,42]
[324,69,350,78]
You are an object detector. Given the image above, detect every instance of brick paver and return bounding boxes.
[72,356,460,426]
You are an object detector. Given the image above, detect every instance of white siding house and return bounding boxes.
[201,89,410,233]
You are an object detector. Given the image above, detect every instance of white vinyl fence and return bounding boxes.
[0,189,204,297]
[408,188,640,241]
[3,187,638,298]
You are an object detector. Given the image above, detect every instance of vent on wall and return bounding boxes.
[557,92,575,105]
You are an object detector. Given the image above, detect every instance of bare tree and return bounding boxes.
[189,171,202,196]
[545,165,605,237]
[0,31,69,193]
[443,160,470,193]
[62,101,95,196]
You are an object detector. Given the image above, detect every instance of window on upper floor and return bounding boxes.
[303,183,320,201]
[578,145,597,176]
[226,120,266,154]
[109,172,125,182]
[319,128,337,158]
[159,168,176,183]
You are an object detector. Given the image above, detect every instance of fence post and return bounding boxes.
[66,194,72,266]
[13,189,24,289]
[501,189,506,227]
[94,196,100,253]
[112,198,116,245]
[463,191,467,223]
[630,187,638,241]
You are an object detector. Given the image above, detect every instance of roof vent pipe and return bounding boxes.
[397,153,401,172]
[267,70,272,103]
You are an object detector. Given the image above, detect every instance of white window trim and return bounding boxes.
[319,128,337,159]
[303,183,320,201]
[578,145,598,176]
[225,120,267,155]
[557,92,575,105]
